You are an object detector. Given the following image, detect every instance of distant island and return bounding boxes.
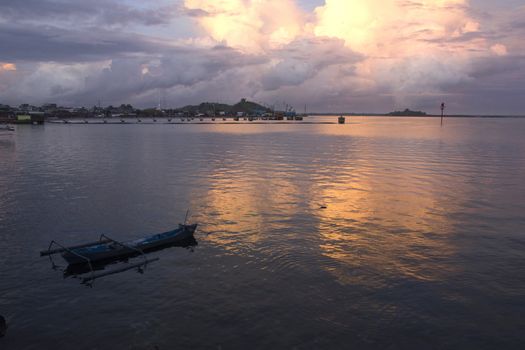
[308,108,428,117]
[388,109,427,116]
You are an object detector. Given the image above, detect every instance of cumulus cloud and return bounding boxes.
[0,0,523,114]
[260,37,360,91]
[0,62,18,93]
[184,0,305,52]
[178,0,514,111]
[310,0,508,107]
[0,63,17,72]
[490,44,508,56]
[314,0,482,54]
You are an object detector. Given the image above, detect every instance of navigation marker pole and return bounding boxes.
[441,102,445,126]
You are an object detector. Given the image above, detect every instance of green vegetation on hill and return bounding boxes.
[180,102,230,114]
[180,99,270,114]
[231,99,270,113]
[388,109,427,116]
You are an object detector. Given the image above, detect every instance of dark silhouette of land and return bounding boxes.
[1,100,524,123]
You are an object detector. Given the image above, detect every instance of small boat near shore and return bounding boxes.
[0,124,15,132]
[41,219,198,285]
[42,223,197,265]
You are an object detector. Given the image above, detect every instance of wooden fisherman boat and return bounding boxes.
[41,222,197,286]
[41,210,197,285]
[41,224,197,265]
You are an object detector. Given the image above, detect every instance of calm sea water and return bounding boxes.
[1,117,525,349]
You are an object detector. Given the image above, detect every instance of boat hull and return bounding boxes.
[62,224,197,265]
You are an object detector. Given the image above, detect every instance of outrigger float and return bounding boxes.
[40,221,197,286]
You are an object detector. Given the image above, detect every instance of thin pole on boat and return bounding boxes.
[184,209,190,226]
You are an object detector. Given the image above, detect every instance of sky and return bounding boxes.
[0,0,524,114]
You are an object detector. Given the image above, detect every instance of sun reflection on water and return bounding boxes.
[180,121,492,287]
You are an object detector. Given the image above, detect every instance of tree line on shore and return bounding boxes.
[0,99,277,119]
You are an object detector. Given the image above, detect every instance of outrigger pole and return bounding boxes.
[41,240,97,283]
[41,235,155,287]
[40,238,112,257]
[81,258,159,285]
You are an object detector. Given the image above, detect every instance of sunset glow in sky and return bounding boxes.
[0,0,524,114]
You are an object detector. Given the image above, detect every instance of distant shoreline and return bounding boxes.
[309,114,525,118]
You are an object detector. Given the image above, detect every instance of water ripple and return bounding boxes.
[1,118,525,349]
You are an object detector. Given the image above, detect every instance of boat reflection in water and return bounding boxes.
[64,236,199,284]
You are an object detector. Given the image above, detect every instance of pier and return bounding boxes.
[46,117,338,125]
